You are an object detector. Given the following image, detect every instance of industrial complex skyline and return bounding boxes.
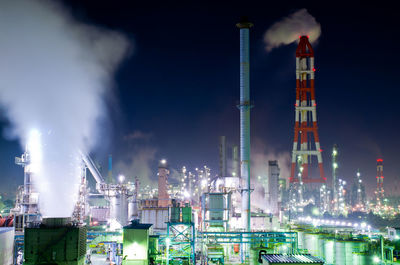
[1,1,400,264]
[0,1,399,198]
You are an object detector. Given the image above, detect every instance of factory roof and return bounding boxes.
[261,254,325,264]
[124,220,152,230]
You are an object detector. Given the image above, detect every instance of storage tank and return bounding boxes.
[0,227,14,265]
[297,231,305,250]
[323,239,335,264]
[24,217,87,265]
[352,252,370,265]
[335,241,354,264]
[110,193,129,226]
[304,233,319,256]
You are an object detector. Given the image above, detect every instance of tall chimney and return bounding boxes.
[219,136,227,178]
[236,17,253,232]
[232,145,239,177]
[376,159,384,204]
[107,154,113,183]
[158,159,170,207]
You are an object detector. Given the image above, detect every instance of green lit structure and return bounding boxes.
[122,220,152,265]
[166,203,195,265]
[24,218,87,265]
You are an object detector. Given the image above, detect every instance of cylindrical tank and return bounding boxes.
[128,200,138,221]
[297,231,305,250]
[304,233,318,256]
[335,241,354,264]
[352,253,370,265]
[109,194,129,225]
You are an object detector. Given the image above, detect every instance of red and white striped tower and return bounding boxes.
[290,36,326,184]
[376,159,384,203]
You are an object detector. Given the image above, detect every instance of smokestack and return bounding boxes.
[376,159,384,203]
[268,161,280,216]
[158,159,170,207]
[232,145,239,177]
[219,136,227,178]
[236,17,253,232]
[108,154,113,183]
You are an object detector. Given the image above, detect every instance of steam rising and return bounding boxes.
[251,139,291,211]
[0,0,130,217]
[264,8,321,51]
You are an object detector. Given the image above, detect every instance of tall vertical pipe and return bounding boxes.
[108,154,113,183]
[219,136,227,178]
[236,17,253,231]
[232,145,239,177]
[332,144,338,213]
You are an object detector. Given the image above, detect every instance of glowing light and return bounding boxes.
[183,190,190,198]
[201,179,207,188]
[160,159,167,164]
[373,256,380,263]
[118,174,125,183]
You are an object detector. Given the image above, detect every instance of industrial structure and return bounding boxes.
[1,17,398,265]
[236,17,253,232]
[375,159,385,205]
[290,36,325,185]
[351,170,366,212]
[267,161,280,216]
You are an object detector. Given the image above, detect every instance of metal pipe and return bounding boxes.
[236,17,253,232]
[232,145,239,177]
[219,136,227,178]
[81,153,105,186]
[108,154,113,183]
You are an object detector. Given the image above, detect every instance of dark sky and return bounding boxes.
[1,0,399,198]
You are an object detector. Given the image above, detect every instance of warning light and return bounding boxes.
[313,68,316,72]
[377,159,383,162]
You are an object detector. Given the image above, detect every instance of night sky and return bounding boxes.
[1,0,399,198]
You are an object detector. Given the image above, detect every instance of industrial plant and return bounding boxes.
[0,4,400,265]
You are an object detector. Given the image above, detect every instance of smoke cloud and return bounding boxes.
[251,138,291,211]
[115,147,158,188]
[0,0,130,217]
[264,8,321,52]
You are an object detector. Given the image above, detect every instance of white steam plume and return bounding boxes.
[264,8,321,52]
[115,147,158,188]
[0,0,130,217]
[251,139,291,211]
